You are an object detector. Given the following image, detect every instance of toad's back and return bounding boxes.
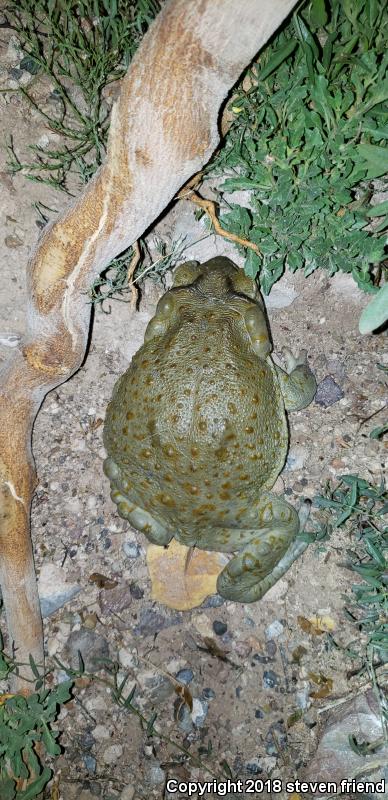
[103,297,288,534]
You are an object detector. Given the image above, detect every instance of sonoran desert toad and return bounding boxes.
[103,257,317,602]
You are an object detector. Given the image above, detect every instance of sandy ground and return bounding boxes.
[0,13,387,800]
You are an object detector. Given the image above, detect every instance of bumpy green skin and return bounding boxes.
[103,257,316,603]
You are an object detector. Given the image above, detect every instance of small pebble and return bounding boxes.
[64,628,109,673]
[202,687,216,700]
[122,541,141,558]
[213,620,227,636]
[149,765,165,785]
[176,668,194,685]
[245,760,262,775]
[315,375,344,407]
[103,744,123,765]
[263,669,281,689]
[266,640,277,658]
[255,708,265,719]
[266,620,284,639]
[120,787,135,800]
[201,594,225,608]
[177,703,193,734]
[191,697,209,727]
[83,755,96,773]
[266,721,287,755]
[133,607,180,637]
[130,583,144,599]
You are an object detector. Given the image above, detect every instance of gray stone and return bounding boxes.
[99,585,132,614]
[191,697,209,727]
[201,593,225,608]
[122,540,142,558]
[38,563,81,617]
[176,668,194,685]
[315,375,345,407]
[83,755,96,773]
[103,744,123,764]
[213,620,227,636]
[133,607,181,637]
[119,787,135,800]
[266,620,284,639]
[64,628,109,673]
[149,765,165,785]
[263,670,281,689]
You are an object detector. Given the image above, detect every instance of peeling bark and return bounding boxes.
[0,0,297,687]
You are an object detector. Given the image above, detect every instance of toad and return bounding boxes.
[103,257,316,602]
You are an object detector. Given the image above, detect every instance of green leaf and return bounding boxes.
[356,144,388,179]
[366,200,388,217]
[370,422,388,440]
[309,0,328,28]
[258,40,298,81]
[359,284,388,333]
[0,775,16,800]
[17,767,52,800]
[244,249,261,279]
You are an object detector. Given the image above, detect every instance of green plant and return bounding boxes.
[0,633,73,800]
[5,0,161,192]
[314,475,388,663]
[209,0,387,293]
[359,282,388,333]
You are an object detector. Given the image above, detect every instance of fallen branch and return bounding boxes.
[0,0,297,688]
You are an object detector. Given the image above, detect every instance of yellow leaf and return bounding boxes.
[146,539,228,611]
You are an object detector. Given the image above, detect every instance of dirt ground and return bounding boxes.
[0,15,387,800]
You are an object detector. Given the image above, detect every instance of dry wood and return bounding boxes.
[0,0,297,687]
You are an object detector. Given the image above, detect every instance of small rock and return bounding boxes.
[122,540,141,558]
[296,687,311,710]
[266,639,277,658]
[315,375,344,407]
[142,673,174,704]
[202,687,216,700]
[176,668,194,685]
[177,703,193,734]
[133,607,180,637]
[255,708,265,719]
[213,620,227,636]
[245,759,262,775]
[99,585,132,614]
[38,563,81,617]
[130,583,144,599]
[266,721,287,755]
[92,724,111,741]
[83,755,96,773]
[263,670,281,689]
[201,594,225,608]
[266,620,284,639]
[64,629,109,673]
[103,744,123,765]
[119,647,138,669]
[149,765,165,785]
[120,787,135,800]
[191,697,209,727]
[266,283,298,309]
[285,445,307,471]
[235,640,252,658]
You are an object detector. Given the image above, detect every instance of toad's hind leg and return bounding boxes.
[216,496,310,603]
[104,457,173,546]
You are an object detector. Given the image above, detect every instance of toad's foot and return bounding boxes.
[216,496,310,603]
[275,348,317,411]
